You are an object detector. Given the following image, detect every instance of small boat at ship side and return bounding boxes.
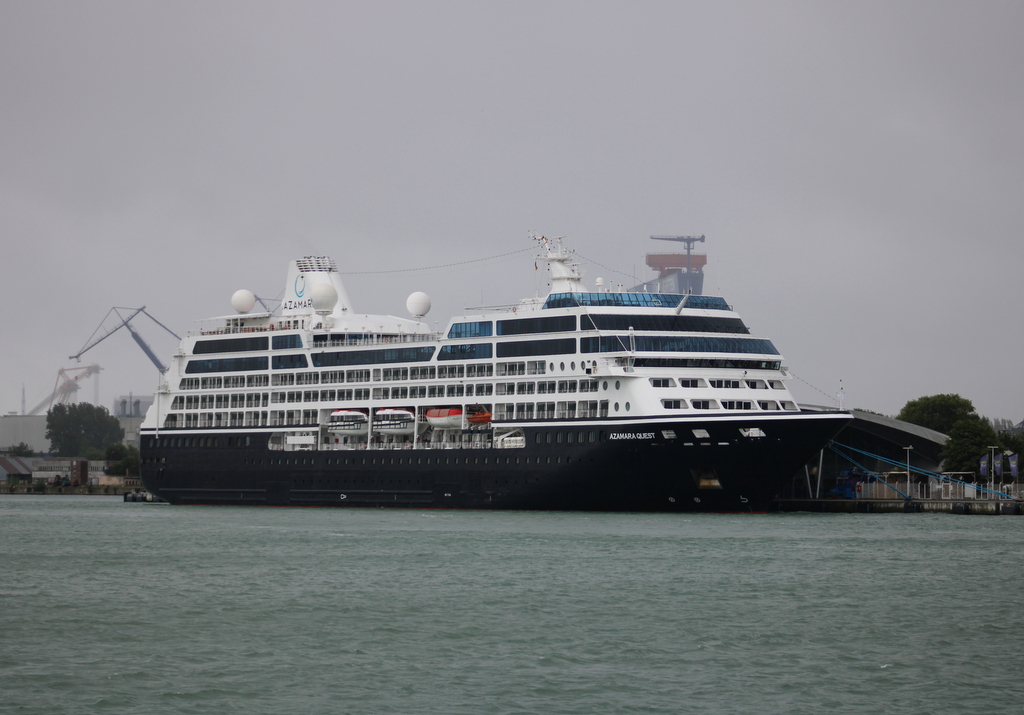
[426,408,463,429]
[373,408,416,435]
[326,410,368,431]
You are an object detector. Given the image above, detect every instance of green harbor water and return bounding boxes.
[2,495,1022,714]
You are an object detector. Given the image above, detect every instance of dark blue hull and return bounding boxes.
[141,412,851,512]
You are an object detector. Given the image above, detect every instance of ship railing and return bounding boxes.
[310,333,441,347]
[463,300,542,314]
[191,323,442,344]
[315,440,495,452]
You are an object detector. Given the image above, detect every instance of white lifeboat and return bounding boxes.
[425,407,463,430]
[373,408,416,435]
[326,410,369,432]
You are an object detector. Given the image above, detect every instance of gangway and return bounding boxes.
[828,441,1018,501]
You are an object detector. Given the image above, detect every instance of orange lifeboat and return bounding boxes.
[426,408,463,429]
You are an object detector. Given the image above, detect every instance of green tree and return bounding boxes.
[897,394,977,435]
[999,430,1024,459]
[105,443,140,477]
[46,403,124,457]
[939,416,999,474]
[4,442,35,457]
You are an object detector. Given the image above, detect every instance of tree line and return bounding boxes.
[895,394,1023,475]
[25,403,139,476]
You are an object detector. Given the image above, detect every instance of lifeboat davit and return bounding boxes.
[327,410,369,431]
[373,408,416,435]
[426,407,463,429]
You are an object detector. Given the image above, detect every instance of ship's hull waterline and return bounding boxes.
[142,412,849,512]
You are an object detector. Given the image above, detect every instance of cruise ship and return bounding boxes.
[139,236,851,511]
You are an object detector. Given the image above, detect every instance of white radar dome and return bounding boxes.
[406,291,431,318]
[312,283,339,315]
[231,289,256,314]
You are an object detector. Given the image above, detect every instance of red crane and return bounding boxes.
[27,365,103,416]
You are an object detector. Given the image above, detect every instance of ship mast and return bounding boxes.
[534,234,584,293]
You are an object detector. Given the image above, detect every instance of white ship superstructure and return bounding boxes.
[141,237,850,511]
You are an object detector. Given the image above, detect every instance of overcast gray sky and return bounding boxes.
[2,0,1022,423]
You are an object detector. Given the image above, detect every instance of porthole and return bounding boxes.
[571,361,576,370]
[560,362,565,371]
[615,380,621,390]
[614,402,619,412]
[602,381,608,390]
[625,402,631,411]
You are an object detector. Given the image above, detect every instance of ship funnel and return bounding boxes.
[281,256,353,319]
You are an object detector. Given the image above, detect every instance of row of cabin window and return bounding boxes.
[373,384,495,399]
[180,364,508,390]
[496,380,599,395]
[493,401,604,420]
[171,394,270,410]
[661,399,798,411]
[179,376,270,390]
[165,412,271,428]
[181,364,782,394]
[146,430,601,451]
[172,378,600,411]
[650,377,786,389]
[161,399,610,428]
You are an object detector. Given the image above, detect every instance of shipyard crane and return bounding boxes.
[70,307,180,374]
[648,235,706,277]
[27,364,102,415]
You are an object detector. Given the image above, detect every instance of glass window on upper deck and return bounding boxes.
[544,293,732,310]
[580,314,749,334]
[447,321,493,339]
[497,315,576,335]
[580,335,779,355]
[273,334,303,350]
[544,293,681,309]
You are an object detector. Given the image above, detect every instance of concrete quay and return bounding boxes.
[3,484,139,497]
[774,498,1022,514]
